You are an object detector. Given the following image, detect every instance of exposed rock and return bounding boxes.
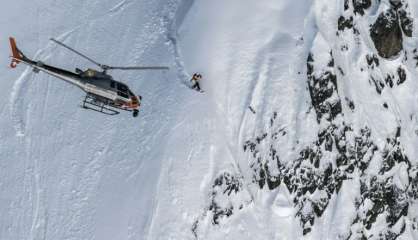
[345,129,413,240]
[413,49,418,66]
[240,105,415,239]
[366,54,379,69]
[193,171,252,234]
[307,52,342,122]
[408,166,418,199]
[370,76,385,94]
[399,9,413,37]
[386,74,394,88]
[370,9,403,58]
[397,67,406,85]
[352,0,371,15]
[344,0,349,11]
[389,0,405,10]
[360,176,409,232]
[338,16,354,31]
[208,172,247,224]
[346,98,355,110]
[243,113,382,236]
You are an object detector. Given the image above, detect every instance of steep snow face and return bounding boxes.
[173,0,418,239]
[1,0,418,240]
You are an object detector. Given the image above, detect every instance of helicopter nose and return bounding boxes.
[129,95,141,108]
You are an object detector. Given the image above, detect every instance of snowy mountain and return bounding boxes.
[1,0,418,239]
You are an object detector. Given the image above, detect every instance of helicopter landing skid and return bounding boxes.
[81,94,119,116]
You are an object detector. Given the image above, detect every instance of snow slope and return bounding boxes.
[0,1,190,239]
[1,0,418,240]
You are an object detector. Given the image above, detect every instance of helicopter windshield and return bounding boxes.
[116,82,130,99]
[117,83,128,92]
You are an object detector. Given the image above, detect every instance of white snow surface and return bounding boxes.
[1,0,418,240]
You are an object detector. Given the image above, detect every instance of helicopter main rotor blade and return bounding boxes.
[50,38,105,69]
[106,66,170,70]
[51,38,169,72]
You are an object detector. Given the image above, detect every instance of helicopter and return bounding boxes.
[9,37,169,117]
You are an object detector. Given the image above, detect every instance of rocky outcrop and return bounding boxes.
[370,9,403,58]
[346,128,414,240]
[241,106,417,239]
[399,8,413,37]
[192,171,252,237]
[307,52,342,122]
[338,16,354,31]
[366,52,407,94]
[208,172,246,224]
[370,2,413,58]
[352,0,371,15]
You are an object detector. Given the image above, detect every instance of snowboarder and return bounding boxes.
[190,73,202,92]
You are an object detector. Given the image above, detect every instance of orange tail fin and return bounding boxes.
[9,37,22,68]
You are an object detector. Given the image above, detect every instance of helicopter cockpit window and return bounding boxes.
[117,83,128,92]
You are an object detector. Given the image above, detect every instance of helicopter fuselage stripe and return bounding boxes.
[18,59,128,102]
